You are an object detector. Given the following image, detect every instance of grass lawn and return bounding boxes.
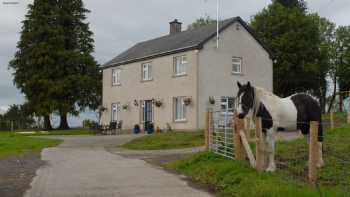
[15,128,93,136]
[164,124,350,196]
[0,132,63,159]
[122,131,204,150]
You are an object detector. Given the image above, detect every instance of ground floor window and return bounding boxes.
[111,103,120,122]
[221,96,235,114]
[174,97,186,121]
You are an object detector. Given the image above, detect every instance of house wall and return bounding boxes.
[101,50,199,130]
[197,21,273,128]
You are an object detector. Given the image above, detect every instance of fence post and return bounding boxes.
[308,121,319,186]
[245,117,251,139]
[348,92,350,124]
[330,112,334,130]
[204,110,212,151]
[234,117,245,161]
[255,117,266,172]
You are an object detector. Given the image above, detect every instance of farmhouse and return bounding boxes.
[101,17,273,131]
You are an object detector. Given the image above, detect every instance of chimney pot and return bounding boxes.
[169,19,182,35]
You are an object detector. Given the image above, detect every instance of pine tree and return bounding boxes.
[54,0,100,129]
[9,0,63,130]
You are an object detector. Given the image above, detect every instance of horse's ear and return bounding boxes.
[237,81,242,88]
[247,81,251,88]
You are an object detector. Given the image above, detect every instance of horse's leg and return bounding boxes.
[265,128,276,172]
[317,142,324,168]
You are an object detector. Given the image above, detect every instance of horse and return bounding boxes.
[235,81,324,172]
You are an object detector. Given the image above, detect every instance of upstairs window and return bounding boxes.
[142,62,152,81]
[173,55,187,76]
[232,57,242,74]
[112,69,121,86]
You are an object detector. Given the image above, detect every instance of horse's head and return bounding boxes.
[236,81,255,119]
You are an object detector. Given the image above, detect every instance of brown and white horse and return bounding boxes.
[236,81,324,171]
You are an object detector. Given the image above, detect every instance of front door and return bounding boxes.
[143,100,153,132]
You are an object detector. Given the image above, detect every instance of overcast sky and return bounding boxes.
[0,0,349,116]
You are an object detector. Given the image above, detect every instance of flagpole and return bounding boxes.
[216,0,219,48]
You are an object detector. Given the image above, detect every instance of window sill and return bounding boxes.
[112,83,121,87]
[232,72,243,76]
[174,119,187,123]
[141,79,153,83]
[172,73,187,78]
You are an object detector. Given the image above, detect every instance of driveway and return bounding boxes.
[24,135,212,197]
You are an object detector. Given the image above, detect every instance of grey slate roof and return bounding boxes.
[103,17,272,68]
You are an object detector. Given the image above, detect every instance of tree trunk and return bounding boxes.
[327,78,337,113]
[44,115,52,130]
[59,112,69,130]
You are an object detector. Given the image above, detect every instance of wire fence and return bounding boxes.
[207,109,350,195]
[0,120,40,132]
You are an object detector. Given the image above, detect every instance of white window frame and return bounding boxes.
[174,97,187,122]
[142,62,152,81]
[173,55,187,76]
[112,68,121,86]
[111,103,120,122]
[220,96,235,115]
[232,57,242,74]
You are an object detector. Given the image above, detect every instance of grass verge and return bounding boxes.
[15,128,93,136]
[164,152,344,197]
[122,131,204,150]
[0,132,63,158]
[164,123,350,197]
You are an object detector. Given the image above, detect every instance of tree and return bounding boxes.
[9,0,63,130]
[188,16,217,30]
[54,0,101,129]
[251,0,321,97]
[3,104,35,130]
[314,16,336,112]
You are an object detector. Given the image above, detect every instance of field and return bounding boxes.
[0,132,63,158]
[122,131,204,150]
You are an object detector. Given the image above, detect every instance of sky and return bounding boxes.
[0,0,349,125]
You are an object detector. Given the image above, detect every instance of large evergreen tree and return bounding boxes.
[10,0,101,130]
[9,0,63,130]
[54,0,101,129]
[251,0,321,97]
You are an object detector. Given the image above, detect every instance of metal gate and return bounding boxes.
[209,109,235,159]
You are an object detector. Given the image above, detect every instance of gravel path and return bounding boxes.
[24,135,212,197]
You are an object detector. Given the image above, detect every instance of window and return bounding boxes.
[142,62,152,81]
[232,57,242,74]
[112,69,121,85]
[173,55,187,76]
[111,103,120,121]
[174,97,186,121]
[221,96,235,114]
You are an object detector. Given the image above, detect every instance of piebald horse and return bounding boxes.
[236,81,324,172]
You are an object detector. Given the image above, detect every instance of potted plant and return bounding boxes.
[133,100,139,107]
[122,104,129,110]
[154,100,162,107]
[209,96,215,105]
[183,97,192,106]
[133,124,140,134]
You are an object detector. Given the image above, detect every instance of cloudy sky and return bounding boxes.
[0,0,349,124]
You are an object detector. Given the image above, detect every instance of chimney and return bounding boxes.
[169,19,182,35]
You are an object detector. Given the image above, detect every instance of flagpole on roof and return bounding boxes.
[216,0,219,48]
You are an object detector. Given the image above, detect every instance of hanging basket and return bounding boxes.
[184,97,192,106]
[209,96,215,105]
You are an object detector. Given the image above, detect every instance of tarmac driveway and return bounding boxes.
[24,135,211,197]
